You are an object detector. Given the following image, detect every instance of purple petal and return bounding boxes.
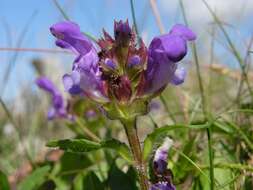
[50,21,93,55]
[72,48,99,71]
[36,77,59,96]
[154,35,187,62]
[144,24,195,94]
[104,58,116,70]
[170,24,196,41]
[170,67,187,85]
[78,69,108,103]
[144,50,177,94]
[128,55,141,68]
[47,107,56,120]
[52,94,64,109]
[62,71,82,95]
[71,54,109,103]
[154,138,173,174]
[36,77,69,120]
[150,182,176,190]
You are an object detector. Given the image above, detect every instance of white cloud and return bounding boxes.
[160,0,253,27]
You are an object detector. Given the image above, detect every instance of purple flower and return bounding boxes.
[149,100,161,112]
[150,182,176,190]
[49,20,195,117]
[154,138,173,174]
[85,109,97,120]
[150,138,176,190]
[50,21,108,103]
[36,77,67,120]
[144,24,196,94]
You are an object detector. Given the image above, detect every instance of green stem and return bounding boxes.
[207,127,214,190]
[201,163,253,172]
[130,0,141,45]
[122,119,149,190]
[159,94,177,123]
[179,1,214,189]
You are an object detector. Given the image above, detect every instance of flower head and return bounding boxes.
[36,77,67,120]
[49,20,195,119]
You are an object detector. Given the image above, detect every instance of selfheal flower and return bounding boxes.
[50,21,108,103]
[49,20,195,120]
[154,137,173,174]
[150,137,175,190]
[36,77,67,120]
[144,24,196,94]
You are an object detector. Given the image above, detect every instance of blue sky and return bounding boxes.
[0,0,253,100]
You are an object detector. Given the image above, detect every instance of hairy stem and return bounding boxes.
[122,119,149,190]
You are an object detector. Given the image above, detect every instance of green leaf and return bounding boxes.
[73,173,84,190]
[83,172,104,190]
[101,139,132,162]
[47,139,101,152]
[143,124,209,161]
[47,138,132,162]
[60,152,92,174]
[126,166,138,188]
[18,165,51,190]
[0,170,10,190]
[108,163,138,190]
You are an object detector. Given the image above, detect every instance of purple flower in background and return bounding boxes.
[50,21,108,103]
[36,77,67,120]
[144,24,196,94]
[154,137,173,174]
[85,109,97,120]
[150,182,175,190]
[150,137,176,190]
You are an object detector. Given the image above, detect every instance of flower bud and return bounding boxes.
[128,55,141,68]
[114,20,132,46]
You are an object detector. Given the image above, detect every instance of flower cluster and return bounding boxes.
[46,20,195,119]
